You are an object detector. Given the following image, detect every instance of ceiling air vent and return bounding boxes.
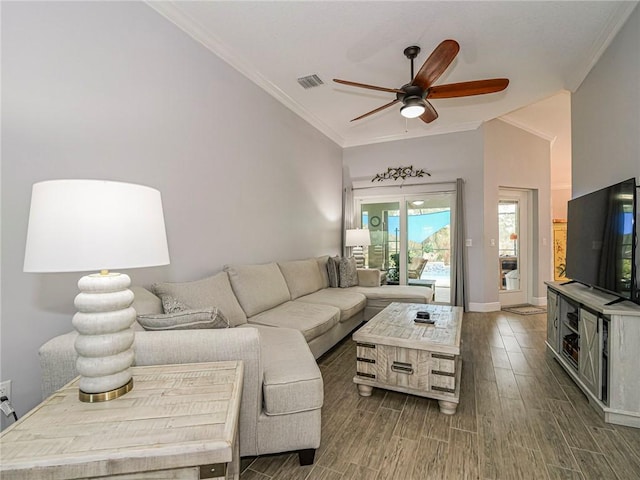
[297,74,324,89]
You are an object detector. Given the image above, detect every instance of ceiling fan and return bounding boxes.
[333,39,509,124]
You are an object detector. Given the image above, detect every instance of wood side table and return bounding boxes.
[0,361,243,480]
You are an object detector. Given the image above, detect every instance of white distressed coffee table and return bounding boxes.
[352,302,463,414]
[0,361,243,480]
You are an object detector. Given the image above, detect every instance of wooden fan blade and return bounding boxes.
[350,99,400,122]
[420,100,438,124]
[428,78,509,99]
[412,39,460,90]
[334,79,406,95]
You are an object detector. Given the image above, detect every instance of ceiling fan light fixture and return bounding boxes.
[400,96,426,119]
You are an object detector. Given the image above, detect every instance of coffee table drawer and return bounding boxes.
[376,345,430,390]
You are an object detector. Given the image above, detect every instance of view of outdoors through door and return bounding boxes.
[406,195,452,303]
[360,193,453,303]
[360,201,400,273]
[498,190,529,306]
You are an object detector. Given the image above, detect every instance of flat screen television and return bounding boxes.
[565,178,638,305]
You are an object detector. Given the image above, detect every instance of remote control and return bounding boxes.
[414,317,435,324]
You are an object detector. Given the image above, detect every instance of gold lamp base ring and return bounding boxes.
[79,378,134,403]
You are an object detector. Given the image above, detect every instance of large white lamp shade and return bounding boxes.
[24,180,170,402]
[345,228,371,268]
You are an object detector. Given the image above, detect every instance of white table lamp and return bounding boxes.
[24,180,170,402]
[345,228,371,268]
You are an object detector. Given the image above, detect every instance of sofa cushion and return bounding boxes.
[152,272,248,327]
[132,286,163,315]
[278,259,324,300]
[356,268,382,287]
[297,289,366,323]
[247,301,339,342]
[350,285,432,308]
[316,256,331,289]
[137,307,229,331]
[225,263,291,317]
[242,325,323,416]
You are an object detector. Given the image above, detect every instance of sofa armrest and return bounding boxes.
[39,327,265,457]
[39,328,263,397]
[357,268,383,287]
[39,331,79,400]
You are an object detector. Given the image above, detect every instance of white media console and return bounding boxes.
[546,281,640,428]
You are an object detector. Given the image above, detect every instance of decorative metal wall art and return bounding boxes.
[371,166,431,182]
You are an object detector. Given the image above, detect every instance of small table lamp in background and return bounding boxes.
[24,180,170,402]
[510,232,518,256]
[345,228,371,268]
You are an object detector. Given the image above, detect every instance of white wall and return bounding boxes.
[572,4,639,195]
[343,129,487,304]
[1,2,342,421]
[571,3,639,308]
[484,119,552,305]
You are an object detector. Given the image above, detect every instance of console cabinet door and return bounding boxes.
[547,289,559,351]
[579,309,601,397]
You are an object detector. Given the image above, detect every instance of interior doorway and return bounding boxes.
[498,189,530,306]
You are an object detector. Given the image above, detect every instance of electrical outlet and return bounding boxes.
[0,380,12,401]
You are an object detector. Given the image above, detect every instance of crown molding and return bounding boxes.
[565,1,638,92]
[145,1,345,147]
[342,121,483,148]
[498,116,557,144]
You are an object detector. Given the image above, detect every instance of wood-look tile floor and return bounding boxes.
[240,311,640,479]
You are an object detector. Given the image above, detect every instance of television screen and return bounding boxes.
[566,178,637,304]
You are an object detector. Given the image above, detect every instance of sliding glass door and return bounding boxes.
[357,192,454,303]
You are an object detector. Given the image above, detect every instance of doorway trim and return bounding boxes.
[498,188,534,307]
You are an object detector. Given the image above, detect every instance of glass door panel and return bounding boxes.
[361,201,401,280]
[498,189,529,306]
[406,195,453,301]
[498,200,519,290]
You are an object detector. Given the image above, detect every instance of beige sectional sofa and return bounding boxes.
[39,256,432,465]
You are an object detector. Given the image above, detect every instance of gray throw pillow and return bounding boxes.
[327,256,341,288]
[137,307,229,331]
[339,256,359,288]
[159,294,191,314]
[151,272,248,327]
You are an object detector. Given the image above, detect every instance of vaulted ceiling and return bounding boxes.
[148,1,637,148]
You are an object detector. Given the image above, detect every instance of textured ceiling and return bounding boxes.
[148,1,637,147]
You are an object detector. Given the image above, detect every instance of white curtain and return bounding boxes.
[342,184,355,257]
[451,178,468,310]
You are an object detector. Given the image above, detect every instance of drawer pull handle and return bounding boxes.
[432,385,456,393]
[357,372,376,379]
[391,361,414,375]
[431,370,455,377]
[357,342,376,349]
[200,463,226,479]
[357,357,376,364]
[432,353,455,360]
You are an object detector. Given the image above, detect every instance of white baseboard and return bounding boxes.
[530,296,547,307]
[468,302,501,312]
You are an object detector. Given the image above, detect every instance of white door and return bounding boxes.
[498,189,529,306]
